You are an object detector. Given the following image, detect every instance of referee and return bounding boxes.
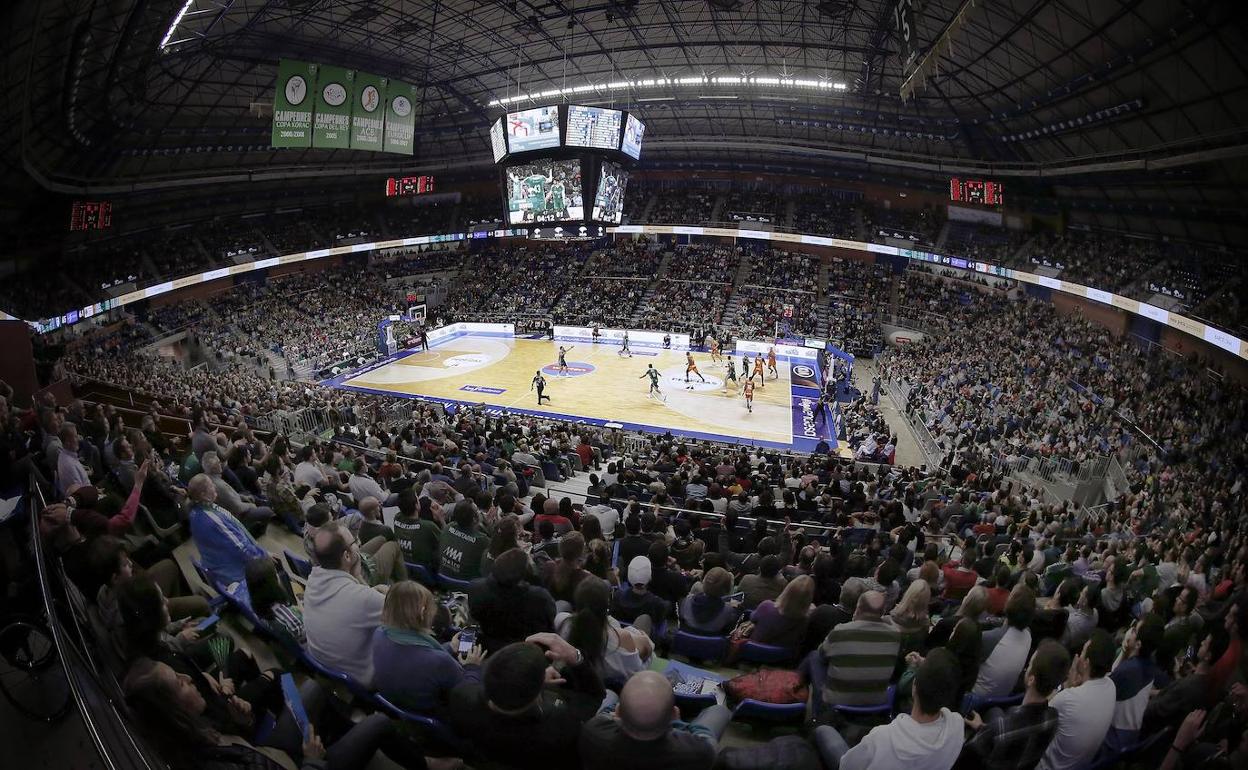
[531,371,551,404]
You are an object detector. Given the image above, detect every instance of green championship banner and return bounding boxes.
[271,59,317,148]
[312,65,354,149]
[383,81,417,155]
[350,72,387,152]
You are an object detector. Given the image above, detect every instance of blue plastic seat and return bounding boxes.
[284,549,312,579]
[405,562,436,587]
[372,694,474,757]
[737,641,797,665]
[960,690,1024,716]
[671,630,729,663]
[732,698,806,723]
[436,573,474,593]
[832,684,897,717]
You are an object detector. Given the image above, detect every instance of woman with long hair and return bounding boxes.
[888,578,932,655]
[558,576,652,682]
[373,581,484,714]
[927,584,988,650]
[745,575,814,648]
[481,516,522,577]
[583,538,617,585]
[124,658,448,770]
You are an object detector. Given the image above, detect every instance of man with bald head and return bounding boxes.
[807,589,901,715]
[188,472,267,599]
[579,670,729,769]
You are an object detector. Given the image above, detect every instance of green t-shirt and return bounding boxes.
[436,523,490,580]
[394,515,442,569]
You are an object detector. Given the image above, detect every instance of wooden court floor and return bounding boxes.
[337,335,796,446]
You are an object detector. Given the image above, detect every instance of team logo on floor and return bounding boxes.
[792,365,815,379]
[665,369,724,392]
[541,362,596,377]
[444,354,490,368]
[459,385,506,394]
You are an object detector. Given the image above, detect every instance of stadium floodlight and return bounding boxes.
[485,71,851,106]
[159,0,196,50]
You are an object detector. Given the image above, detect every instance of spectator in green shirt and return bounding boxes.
[437,499,490,581]
[394,492,442,571]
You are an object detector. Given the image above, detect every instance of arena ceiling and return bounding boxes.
[2,0,1247,210]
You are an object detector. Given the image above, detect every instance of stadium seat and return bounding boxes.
[371,694,474,757]
[436,573,474,593]
[736,640,798,665]
[405,562,436,587]
[833,684,897,718]
[671,630,729,663]
[283,549,312,580]
[961,691,1024,715]
[731,698,806,723]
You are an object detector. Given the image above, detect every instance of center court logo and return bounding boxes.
[541,362,596,377]
[444,354,490,368]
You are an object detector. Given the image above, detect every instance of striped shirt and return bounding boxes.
[819,618,901,706]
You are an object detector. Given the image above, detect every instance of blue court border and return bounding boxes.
[321,331,837,452]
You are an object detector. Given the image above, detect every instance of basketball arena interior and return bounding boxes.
[1,1,1247,768]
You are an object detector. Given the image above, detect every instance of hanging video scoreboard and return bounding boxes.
[385,176,435,197]
[950,178,1004,205]
[69,201,113,231]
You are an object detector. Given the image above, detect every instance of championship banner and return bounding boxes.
[350,72,387,152]
[312,65,354,149]
[384,81,417,155]
[271,59,317,148]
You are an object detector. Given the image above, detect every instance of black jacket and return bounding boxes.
[449,658,604,770]
[467,575,557,654]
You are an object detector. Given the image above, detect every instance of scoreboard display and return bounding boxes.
[385,176,435,197]
[69,201,112,231]
[949,178,1003,205]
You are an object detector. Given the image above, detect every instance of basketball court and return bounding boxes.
[322,333,839,451]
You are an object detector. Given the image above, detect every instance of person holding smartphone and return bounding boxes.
[372,581,485,715]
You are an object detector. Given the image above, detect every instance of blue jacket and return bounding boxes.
[190,502,267,598]
[371,626,480,714]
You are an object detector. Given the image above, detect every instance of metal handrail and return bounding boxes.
[28,476,161,770]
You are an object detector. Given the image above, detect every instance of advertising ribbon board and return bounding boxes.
[271,59,317,148]
[312,65,354,149]
[350,72,387,152]
[384,81,417,155]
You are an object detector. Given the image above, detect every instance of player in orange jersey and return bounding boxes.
[685,351,706,388]
[767,347,779,380]
[743,380,755,412]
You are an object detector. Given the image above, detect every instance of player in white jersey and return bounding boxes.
[618,331,632,357]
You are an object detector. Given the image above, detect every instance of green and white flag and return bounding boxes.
[350,72,387,152]
[312,65,354,149]
[271,59,317,148]
[383,81,417,155]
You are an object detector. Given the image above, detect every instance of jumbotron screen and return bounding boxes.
[505,159,584,225]
[592,160,628,224]
[566,105,622,150]
[621,114,645,159]
[489,118,508,162]
[505,106,561,153]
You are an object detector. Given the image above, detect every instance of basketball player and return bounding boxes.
[531,371,551,404]
[618,330,632,357]
[557,345,573,377]
[767,347,779,380]
[592,325,601,344]
[639,364,663,400]
[709,338,722,363]
[743,380,755,413]
[751,353,766,387]
[724,358,738,389]
[685,352,706,388]
[740,355,750,381]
